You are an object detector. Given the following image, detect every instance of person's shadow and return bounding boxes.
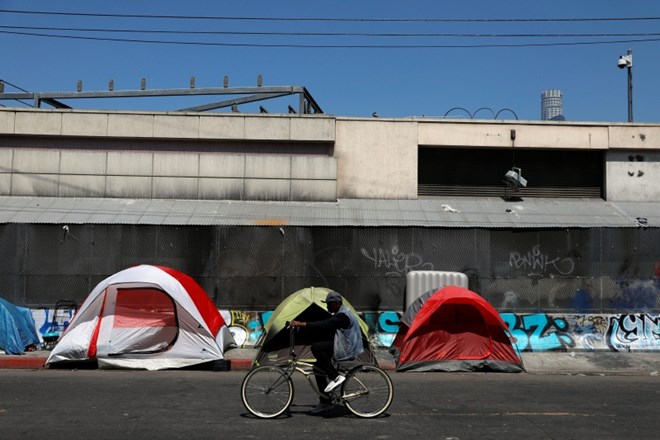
[240,403,390,419]
[305,404,349,418]
[306,403,391,419]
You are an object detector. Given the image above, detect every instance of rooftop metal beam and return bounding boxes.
[177,92,291,112]
[39,98,71,109]
[302,87,323,114]
[0,85,323,114]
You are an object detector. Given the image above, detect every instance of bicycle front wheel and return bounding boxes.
[241,366,294,418]
[342,365,393,418]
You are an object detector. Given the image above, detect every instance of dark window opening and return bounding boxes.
[418,147,604,198]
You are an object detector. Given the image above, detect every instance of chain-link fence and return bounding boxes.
[0,224,658,313]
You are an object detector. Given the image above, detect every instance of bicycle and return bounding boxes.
[240,324,394,419]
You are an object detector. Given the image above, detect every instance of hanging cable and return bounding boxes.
[1,9,660,23]
[1,29,659,48]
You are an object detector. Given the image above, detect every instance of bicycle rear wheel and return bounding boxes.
[342,365,393,418]
[241,366,294,418]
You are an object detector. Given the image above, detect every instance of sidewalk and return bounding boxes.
[2,348,659,375]
[521,351,660,376]
[0,347,390,371]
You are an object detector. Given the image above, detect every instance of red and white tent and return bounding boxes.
[47,265,235,370]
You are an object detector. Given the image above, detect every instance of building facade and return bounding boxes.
[0,108,659,317]
[541,89,564,121]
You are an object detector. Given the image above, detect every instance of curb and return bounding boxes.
[0,356,394,371]
[0,355,253,370]
[228,358,254,370]
[0,356,47,369]
[2,354,658,374]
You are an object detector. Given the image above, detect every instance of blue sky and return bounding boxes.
[2,1,659,122]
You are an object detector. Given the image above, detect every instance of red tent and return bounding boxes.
[392,286,524,372]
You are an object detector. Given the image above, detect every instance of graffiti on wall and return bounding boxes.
[26,308,660,353]
[220,310,660,353]
[509,245,575,278]
[225,310,403,348]
[223,310,273,347]
[502,313,660,352]
[607,314,660,351]
[361,246,433,277]
[572,315,609,350]
[501,313,574,352]
[35,308,76,337]
[363,311,400,347]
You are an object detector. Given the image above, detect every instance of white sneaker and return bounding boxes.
[323,375,346,393]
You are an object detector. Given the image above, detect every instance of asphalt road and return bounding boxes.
[1,369,658,440]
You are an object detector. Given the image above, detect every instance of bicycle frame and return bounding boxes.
[241,324,393,418]
[270,326,327,398]
[280,359,326,394]
[275,326,372,403]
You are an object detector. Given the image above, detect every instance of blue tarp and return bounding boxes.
[0,297,40,355]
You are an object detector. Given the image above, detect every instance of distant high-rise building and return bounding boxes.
[541,89,565,121]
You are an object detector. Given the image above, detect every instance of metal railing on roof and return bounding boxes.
[0,76,323,114]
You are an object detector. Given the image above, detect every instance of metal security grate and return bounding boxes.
[418,147,604,199]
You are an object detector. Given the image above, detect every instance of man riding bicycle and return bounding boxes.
[289,291,364,414]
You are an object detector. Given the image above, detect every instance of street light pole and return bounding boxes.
[627,49,633,123]
[617,49,633,122]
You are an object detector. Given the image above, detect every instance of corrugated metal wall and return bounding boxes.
[0,224,658,313]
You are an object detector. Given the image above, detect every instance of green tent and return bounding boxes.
[253,287,375,367]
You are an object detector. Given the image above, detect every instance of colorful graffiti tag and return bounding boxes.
[223,311,660,352]
[26,308,660,353]
[224,310,272,347]
[501,313,574,352]
[607,314,660,351]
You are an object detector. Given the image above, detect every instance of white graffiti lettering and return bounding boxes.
[608,314,660,351]
[509,245,575,277]
[361,246,433,277]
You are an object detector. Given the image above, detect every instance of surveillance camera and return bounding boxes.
[617,57,628,69]
[504,168,527,189]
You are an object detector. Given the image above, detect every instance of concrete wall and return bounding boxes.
[3,109,336,141]
[604,125,660,201]
[335,118,418,199]
[0,109,337,201]
[3,108,660,202]
[418,120,610,149]
[1,148,337,201]
[605,151,660,201]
